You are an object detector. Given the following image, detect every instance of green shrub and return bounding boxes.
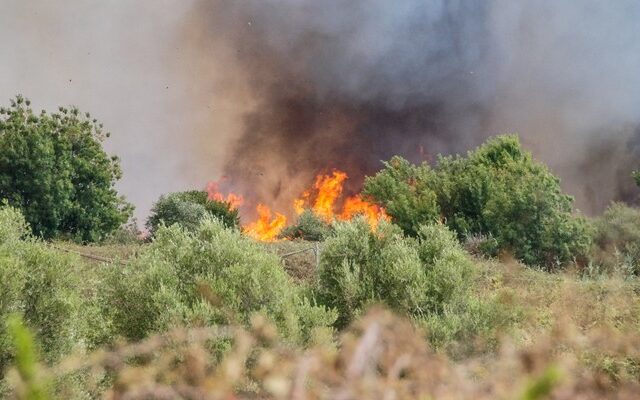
[0,206,86,373]
[364,135,591,269]
[146,190,239,236]
[100,218,335,344]
[592,203,640,275]
[280,209,332,241]
[0,203,29,244]
[0,95,132,242]
[362,156,440,235]
[316,218,473,329]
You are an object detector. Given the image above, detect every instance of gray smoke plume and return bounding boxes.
[1,1,640,221]
[184,0,640,216]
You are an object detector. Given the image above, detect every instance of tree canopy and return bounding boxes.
[363,135,592,268]
[0,96,132,242]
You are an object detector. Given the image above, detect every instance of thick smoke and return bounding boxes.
[1,1,640,221]
[185,0,640,215]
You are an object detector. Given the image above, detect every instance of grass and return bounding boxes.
[4,238,640,399]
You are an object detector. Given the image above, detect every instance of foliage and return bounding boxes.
[591,203,640,275]
[0,206,86,374]
[362,156,440,235]
[146,190,239,236]
[280,209,332,241]
[100,218,335,344]
[5,315,50,400]
[0,95,132,242]
[316,218,473,329]
[364,135,592,268]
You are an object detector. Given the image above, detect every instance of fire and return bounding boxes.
[206,181,244,209]
[291,170,389,229]
[245,204,287,241]
[307,171,348,221]
[340,195,390,229]
[210,169,389,241]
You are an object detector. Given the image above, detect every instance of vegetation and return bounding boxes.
[100,218,335,344]
[280,209,332,241]
[364,135,592,269]
[0,206,88,373]
[3,130,640,399]
[316,219,473,328]
[0,96,132,242]
[146,190,240,236]
[591,202,640,275]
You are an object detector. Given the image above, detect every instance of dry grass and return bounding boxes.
[6,307,640,399]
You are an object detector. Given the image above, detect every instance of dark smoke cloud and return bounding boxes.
[187,0,640,215]
[1,1,640,221]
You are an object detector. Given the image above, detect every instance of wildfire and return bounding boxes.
[207,181,244,209]
[339,195,389,229]
[305,171,348,220]
[208,169,389,241]
[244,204,287,241]
[291,170,389,230]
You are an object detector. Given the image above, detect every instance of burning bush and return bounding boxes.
[364,135,592,269]
[146,190,239,236]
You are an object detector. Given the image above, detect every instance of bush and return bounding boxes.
[146,190,240,236]
[0,95,132,242]
[364,135,591,269]
[280,209,332,241]
[592,203,640,275]
[362,156,440,235]
[316,218,473,329]
[100,218,335,344]
[0,206,86,373]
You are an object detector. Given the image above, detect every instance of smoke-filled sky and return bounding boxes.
[1,0,640,221]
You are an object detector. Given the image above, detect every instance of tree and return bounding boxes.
[0,96,132,242]
[364,135,592,268]
[146,190,240,236]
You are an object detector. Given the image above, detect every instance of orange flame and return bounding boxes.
[294,171,348,221]
[245,204,287,241]
[215,170,389,241]
[340,195,390,229]
[206,181,244,209]
[311,171,348,221]
[291,170,388,229]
